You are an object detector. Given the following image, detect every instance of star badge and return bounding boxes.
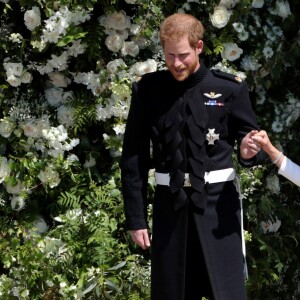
[206,128,220,145]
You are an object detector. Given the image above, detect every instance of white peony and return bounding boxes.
[6,74,22,87]
[275,0,291,19]
[121,41,139,57]
[221,43,243,61]
[5,179,26,194]
[24,6,41,31]
[21,72,32,84]
[130,59,158,77]
[210,5,231,28]
[57,105,75,128]
[0,118,15,138]
[106,59,127,74]
[10,196,26,211]
[105,11,131,31]
[3,62,23,77]
[32,216,48,234]
[45,87,64,107]
[48,72,71,87]
[0,157,10,184]
[105,34,124,52]
[38,165,61,188]
[252,0,264,8]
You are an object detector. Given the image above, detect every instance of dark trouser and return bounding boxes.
[185,204,214,300]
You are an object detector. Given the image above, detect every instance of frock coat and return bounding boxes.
[121,64,266,300]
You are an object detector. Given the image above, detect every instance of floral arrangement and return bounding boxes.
[0,0,299,299]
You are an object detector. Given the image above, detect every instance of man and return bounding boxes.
[121,13,265,300]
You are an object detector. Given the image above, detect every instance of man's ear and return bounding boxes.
[197,40,203,54]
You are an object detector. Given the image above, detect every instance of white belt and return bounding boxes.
[155,168,236,186]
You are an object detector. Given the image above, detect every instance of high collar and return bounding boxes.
[176,62,208,89]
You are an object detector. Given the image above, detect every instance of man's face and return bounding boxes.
[163,36,203,81]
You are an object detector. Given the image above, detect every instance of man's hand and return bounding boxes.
[129,229,151,250]
[240,130,261,160]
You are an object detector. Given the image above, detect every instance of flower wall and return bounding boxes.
[0,0,299,299]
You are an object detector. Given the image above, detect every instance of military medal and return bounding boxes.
[206,128,220,145]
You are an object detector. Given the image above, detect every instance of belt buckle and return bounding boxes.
[183,173,191,187]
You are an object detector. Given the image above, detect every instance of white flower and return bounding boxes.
[65,39,86,57]
[237,30,249,41]
[57,105,75,127]
[32,215,48,234]
[125,0,136,3]
[232,22,244,33]
[252,0,264,8]
[241,55,261,71]
[272,120,283,132]
[106,59,127,74]
[113,124,126,135]
[45,87,64,107]
[0,157,10,184]
[266,175,280,194]
[22,120,39,138]
[48,72,71,87]
[24,6,41,31]
[38,165,61,188]
[10,195,26,211]
[130,59,158,76]
[6,74,22,87]
[221,43,243,61]
[105,11,131,31]
[275,0,291,19]
[0,118,15,138]
[210,5,231,28]
[3,62,23,77]
[84,155,96,168]
[5,179,26,194]
[121,41,139,57]
[21,72,32,84]
[105,34,124,52]
[219,0,239,8]
[263,46,274,58]
[261,218,281,233]
[9,33,23,43]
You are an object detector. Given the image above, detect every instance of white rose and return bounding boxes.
[5,179,25,194]
[45,87,64,107]
[10,196,26,211]
[210,5,231,29]
[121,41,139,57]
[24,6,41,31]
[32,216,48,234]
[219,0,239,8]
[38,165,61,188]
[106,11,131,31]
[0,118,15,138]
[130,59,158,76]
[3,62,23,77]
[21,72,32,84]
[105,34,124,52]
[221,43,243,61]
[48,72,71,88]
[57,105,75,128]
[0,157,10,183]
[6,74,22,87]
[107,59,127,74]
[252,0,264,8]
[275,0,291,19]
[22,120,39,138]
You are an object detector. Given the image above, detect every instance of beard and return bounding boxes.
[166,57,199,82]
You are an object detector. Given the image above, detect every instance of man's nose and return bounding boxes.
[173,57,182,67]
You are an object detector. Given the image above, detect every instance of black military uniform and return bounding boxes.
[121,63,265,300]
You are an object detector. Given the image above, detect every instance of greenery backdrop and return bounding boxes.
[0,0,299,299]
